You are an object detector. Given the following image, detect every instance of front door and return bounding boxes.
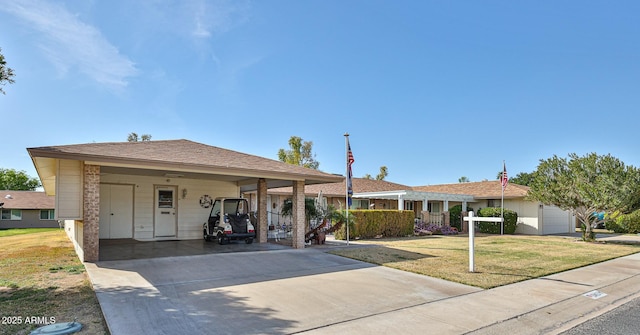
[155,186,177,238]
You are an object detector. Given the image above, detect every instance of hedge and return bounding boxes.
[476,208,518,234]
[334,210,414,240]
[609,210,640,234]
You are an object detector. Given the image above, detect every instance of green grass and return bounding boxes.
[0,227,60,237]
[330,234,640,289]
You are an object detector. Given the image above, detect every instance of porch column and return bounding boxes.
[291,180,306,249]
[443,200,450,226]
[398,194,404,210]
[257,178,268,243]
[82,164,100,262]
[462,201,468,212]
[421,198,429,221]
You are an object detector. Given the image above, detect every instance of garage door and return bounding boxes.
[99,184,134,239]
[542,205,572,235]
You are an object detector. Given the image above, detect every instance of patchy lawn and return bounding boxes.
[330,234,640,289]
[0,229,108,334]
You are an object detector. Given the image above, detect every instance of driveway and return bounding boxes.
[85,248,481,335]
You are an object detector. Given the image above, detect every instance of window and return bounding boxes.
[40,209,55,220]
[404,201,414,211]
[487,200,500,208]
[352,199,370,210]
[1,209,22,220]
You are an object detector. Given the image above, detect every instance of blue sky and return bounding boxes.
[1,1,639,186]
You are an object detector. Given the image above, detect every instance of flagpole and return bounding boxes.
[344,133,350,246]
[501,160,505,235]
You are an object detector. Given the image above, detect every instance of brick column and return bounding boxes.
[82,164,100,262]
[291,180,306,249]
[257,178,268,243]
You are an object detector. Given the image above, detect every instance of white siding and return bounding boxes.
[56,160,83,220]
[100,173,239,240]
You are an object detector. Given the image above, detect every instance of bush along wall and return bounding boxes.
[449,204,474,231]
[477,208,518,234]
[334,210,414,240]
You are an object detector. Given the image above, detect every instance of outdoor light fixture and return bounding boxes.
[182,188,187,199]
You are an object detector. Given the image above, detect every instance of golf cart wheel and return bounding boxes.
[218,235,228,245]
[203,230,211,242]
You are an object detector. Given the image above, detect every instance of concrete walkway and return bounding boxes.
[85,236,640,335]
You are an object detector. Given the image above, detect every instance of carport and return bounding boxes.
[28,139,344,262]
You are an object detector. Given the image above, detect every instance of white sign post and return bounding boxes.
[463,211,504,273]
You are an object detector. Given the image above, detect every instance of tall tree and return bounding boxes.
[277,136,319,169]
[528,153,640,241]
[0,48,16,95]
[127,132,152,142]
[458,176,470,183]
[0,168,41,190]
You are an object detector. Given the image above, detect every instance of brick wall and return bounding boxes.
[82,164,100,262]
[291,180,306,249]
[257,178,267,243]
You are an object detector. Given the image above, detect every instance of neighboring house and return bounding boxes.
[413,181,575,235]
[0,190,57,229]
[28,140,343,262]
[261,179,575,235]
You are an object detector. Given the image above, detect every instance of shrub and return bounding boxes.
[476,208,518,234]
[613,210,640,234]
[334,210,414,240]
[449,204,473,231]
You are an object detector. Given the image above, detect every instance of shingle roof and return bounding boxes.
[0,191,54,209]
[28,139,344,183]
[412,181,529,199]
[268,178,411,196]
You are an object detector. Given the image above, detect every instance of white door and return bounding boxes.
[99,184,134,239]
[155,186,177,237]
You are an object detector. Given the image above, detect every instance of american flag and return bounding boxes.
[501,162,508,190]
[347,139,354,207]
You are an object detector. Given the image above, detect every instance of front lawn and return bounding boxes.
[329,234,640,289]
[0,229,108,334]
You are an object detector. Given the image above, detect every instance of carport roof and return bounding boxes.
[28,139,344,194]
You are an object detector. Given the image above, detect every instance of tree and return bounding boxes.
[527,153,640,241]
[127,132,152,142]
[458,176,470,183]
[375,166,388,180]
[362,166,389,180]
[0,48,16,95]
[509,172,536,186]
[277,136,319,169]
[0,168,41,190]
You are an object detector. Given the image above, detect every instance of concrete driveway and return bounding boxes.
[85,248,481,335]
